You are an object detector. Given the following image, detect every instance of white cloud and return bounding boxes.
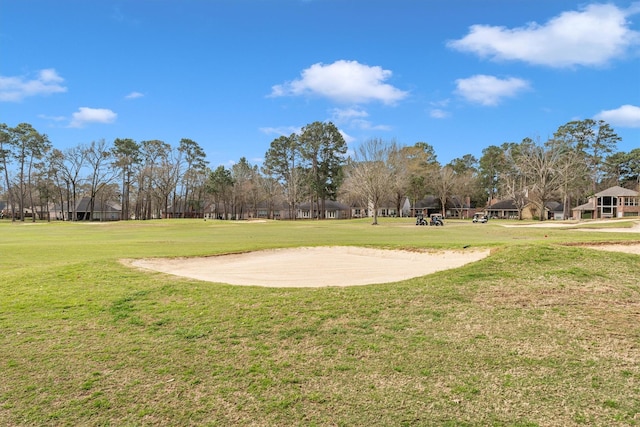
[429,99,451,118]
[38,114,67,122]
[0,68,67,102]
[339,130,355,144]
[455,75,530,106]
[447,3,640,67]
[352,120,391,131]
[331,107,369,122]
[69,107,117,128]
[329,107,390,131]
[125,91,144,99]
[594,104,640,128]
[270,60,408,105]
[259,126,302,136]
[429,109,450,119]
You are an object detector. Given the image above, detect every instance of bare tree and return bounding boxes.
[514,139,564,221]
[153,148,181,218]
[259,173,283,219]
[85,140,117,221]
[500,171,529,220]
[433,166,456,216]
[50,146,87,221]
[230,157,259,219]
[342,138,394,225]
[501,144,530,220]
[137,140,171,219]
[545,137,590,219]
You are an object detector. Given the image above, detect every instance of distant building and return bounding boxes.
[297,200,351,219]
[572,186,639,219]
[487,199,561,220]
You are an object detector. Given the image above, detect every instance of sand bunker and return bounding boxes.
[583,244,640,255]
[128,246,491,288]
[503,220,640,233]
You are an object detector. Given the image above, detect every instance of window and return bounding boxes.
[598,196,616,207]
[624,197,638,206]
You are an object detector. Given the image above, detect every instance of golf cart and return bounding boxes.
[415,213,428,226]
[429,213,444,226]
[472,213,488,223]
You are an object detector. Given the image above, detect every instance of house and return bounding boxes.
[547,201,565,221]
[486,199,520,219]
[163,205,204,219]
[410,195,441,217]
[254,200,294,220]
[572,186,639,219]
[446,196,474,219]
[487,199,560,220]
[350,197,411,219]
[0,200,8,218]
[350,202,368,218]
[2,201,60,220]
[66,197,122,221]
[396,197,412,217]
[297,200,351,219]
[409,195,478,219]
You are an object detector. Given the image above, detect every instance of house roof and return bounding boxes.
[573,202,594,211]
[488,199,519,210]
[546,201,563,212]
[411,195,473,209]
[75,197,122,212]
[595,185,638,197]
[449,196,471,209]
[413,196,439,209]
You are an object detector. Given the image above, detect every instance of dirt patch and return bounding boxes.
[124,246,491,288]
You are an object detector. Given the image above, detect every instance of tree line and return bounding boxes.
[0,119,638,222]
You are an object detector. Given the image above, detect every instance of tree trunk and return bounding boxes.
[372,203,379,225]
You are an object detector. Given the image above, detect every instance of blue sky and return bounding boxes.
[1,0,639,168]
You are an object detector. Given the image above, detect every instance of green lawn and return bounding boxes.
[1,218,639,426]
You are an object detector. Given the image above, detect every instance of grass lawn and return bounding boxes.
[1,218,639,426]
